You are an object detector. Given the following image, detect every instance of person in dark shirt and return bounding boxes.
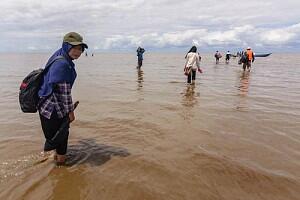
[136,47,145,69]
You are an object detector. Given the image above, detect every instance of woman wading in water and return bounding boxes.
[38,32,88,165]
[184,46,203,85]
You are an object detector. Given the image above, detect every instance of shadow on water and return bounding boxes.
[65,138,130,167]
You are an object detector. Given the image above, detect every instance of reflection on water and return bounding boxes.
[180,84,200,121]
[181,84,199,108]
[137,69,144,90]
[235,71,251,111]
[238,71,250,96]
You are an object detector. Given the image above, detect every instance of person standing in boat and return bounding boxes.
[136,47,145,69]
[184,46,203,84]
[38,32,88,165]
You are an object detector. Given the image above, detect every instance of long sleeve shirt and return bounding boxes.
[39,82,74,119]
[184,52,201,70]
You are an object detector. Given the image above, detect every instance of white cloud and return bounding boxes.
[259,23,300,44]
[101,25,254,49]
[0,0,299,52]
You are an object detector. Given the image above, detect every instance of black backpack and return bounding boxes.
[239,54,247,64]
[19,56,64,113]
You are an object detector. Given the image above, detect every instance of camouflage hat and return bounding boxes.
[63,32,88,49]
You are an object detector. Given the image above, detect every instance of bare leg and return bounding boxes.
[248,61,251,71]
[243,63,246,71]
[56,154,66,165]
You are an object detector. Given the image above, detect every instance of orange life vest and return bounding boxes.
[247,50,253,60]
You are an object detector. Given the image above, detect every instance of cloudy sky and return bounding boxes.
[0,0,299,52]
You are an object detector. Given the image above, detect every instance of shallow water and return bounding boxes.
[0,53,300,200]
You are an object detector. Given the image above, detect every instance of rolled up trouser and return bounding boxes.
[246,60,252,69]
[138,59,143,67]
[39,112,69,155]
[187,70,196,83]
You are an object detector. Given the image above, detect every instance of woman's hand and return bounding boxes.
[69,101,79,123]
[69,111,75,123]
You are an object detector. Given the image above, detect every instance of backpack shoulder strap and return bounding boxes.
[37,56,66,107]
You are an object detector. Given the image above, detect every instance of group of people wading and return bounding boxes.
[137,45,254,86]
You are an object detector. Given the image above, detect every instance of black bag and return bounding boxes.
[19,56,64,113]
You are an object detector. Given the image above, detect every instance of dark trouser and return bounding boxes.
[39,112,69,155]
[187,70,196,83]
[138,59,143,68]
[216,58,219,63]
[243,61,251,70]
[226,55,230,61]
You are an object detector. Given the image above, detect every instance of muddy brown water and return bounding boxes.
[0,53,300,200]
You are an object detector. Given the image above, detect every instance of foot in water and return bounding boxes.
[37,151,56,163]
[36,151,67,166]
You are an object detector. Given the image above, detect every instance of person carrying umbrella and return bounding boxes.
[38,32,88,165]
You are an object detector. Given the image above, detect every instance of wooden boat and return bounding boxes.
[254,53,272,57]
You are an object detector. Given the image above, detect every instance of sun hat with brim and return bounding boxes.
[63,32,88,49]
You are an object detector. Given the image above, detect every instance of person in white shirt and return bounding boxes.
[226,51,231,63]
[184,46,202,84]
